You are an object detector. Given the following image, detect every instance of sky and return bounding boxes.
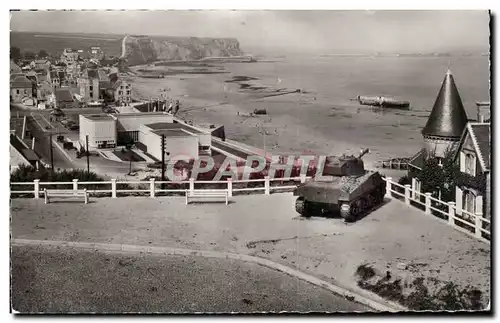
[10,10,490,54]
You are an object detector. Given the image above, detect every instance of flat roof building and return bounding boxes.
[79,114,117,150]
[139,124,199,161]
[78,113,211,159]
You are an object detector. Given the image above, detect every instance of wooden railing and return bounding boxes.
[10,175,312,199]
[383,177,490,244]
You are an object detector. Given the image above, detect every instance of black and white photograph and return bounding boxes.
[7,7,491,314]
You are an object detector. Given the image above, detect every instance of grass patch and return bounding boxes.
[355,264,487,311]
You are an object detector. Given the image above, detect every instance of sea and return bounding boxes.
[180,55,490,164]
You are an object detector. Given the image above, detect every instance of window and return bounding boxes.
[415,177,421,191]
[462,190,476,215]
[119,91,123,95]
[465,153,476,176]
[16,89,19,95]
[121,85,124,89]
[460,151,477,176]
[90,86,93,91]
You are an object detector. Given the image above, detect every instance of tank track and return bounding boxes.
[340,184,385,222]
[295,197,321,218]
[295,197,306,216]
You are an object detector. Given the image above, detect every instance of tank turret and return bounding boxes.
[293,148,385,222]
[322,149,370,177]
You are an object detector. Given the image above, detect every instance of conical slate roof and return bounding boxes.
[422,70,468,138]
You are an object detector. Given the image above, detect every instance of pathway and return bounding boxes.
[11,194,491,310]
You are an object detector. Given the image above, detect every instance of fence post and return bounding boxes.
[448,202,455,226]
[111,179,117,198]
[150,178,155,198]
[385,177,392,198]
[300,174,306,183]
[189,178,194,194]
[33,179,40,199]
[227,178,233,197]
[73,179,78,191]
[411,177,416,199]
[424,193,432,214]
[264,176,270,195]
[475,212,483,238]
[404,184,411,205]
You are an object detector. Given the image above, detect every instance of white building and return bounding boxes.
[78,113,212,159]
[139,124,199,161]
[115,113,175,144]
[79,114,117,150]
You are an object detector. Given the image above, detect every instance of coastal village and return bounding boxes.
[10,47,184,112]
[10,46,492,225]
[9,13,491,314]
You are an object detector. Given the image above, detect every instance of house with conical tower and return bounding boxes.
[407,69,491,223]
[408,69,469,178]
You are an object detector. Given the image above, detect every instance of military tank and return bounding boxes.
[293,149,386,222]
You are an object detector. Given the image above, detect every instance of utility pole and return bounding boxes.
[129,152,132,175]
[161,134,166,181]
[161,134,166,190]
[86,135,90,173]
[49,133,54,171]
[259,124,267,163]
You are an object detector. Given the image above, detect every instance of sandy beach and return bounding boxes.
[126,56,489,173]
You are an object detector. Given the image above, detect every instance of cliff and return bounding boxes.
[123,35,244,66]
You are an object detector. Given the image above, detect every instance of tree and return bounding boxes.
[10,46,22,62]
[23,51,36,60]
[38,49,49,58]
[417,149,461,202]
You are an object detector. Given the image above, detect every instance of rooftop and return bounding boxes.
[99,80,113,90]
[87,69,99,79]
[10,134,39,165]
[422,70,468,139]
[145,122,203,134]
[82,114,115,121]
[408,149,425,170]
[11,75,33,89]
[10,73,25,80]
[54,89,74,102]
[116,112,172,118]
[10,60,21,73]
[152,129,194,137]
[112,79,130,90]
[469,123,490,171]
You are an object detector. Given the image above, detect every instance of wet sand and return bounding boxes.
[127,72,383,169]
[126,56,489,174]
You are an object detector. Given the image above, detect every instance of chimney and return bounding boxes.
[476,101,490,123]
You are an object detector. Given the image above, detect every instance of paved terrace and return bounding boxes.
[11,194,490,308]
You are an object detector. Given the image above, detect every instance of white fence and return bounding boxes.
[10,175,311,199]
[10,175,490,243]
[383,177,490,244]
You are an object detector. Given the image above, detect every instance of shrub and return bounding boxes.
[355,264,486,311]
[10,165,104,183]
[355,264,376,280]
[398,175,411,186]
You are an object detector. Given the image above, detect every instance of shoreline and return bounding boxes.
[126,65,422,176]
